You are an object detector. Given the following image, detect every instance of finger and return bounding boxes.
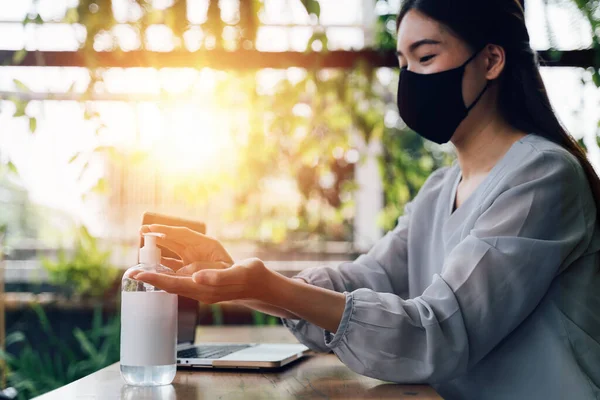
[193,265,247,286]
[130,269,176,280]
[132,272,199,294]
[154,236,187,258]
[161,257,183,271]
[132,271,245,303]
[142,224,235,266]
[139,225,188,255]
[177,261,229,275]
[144,224,228,261]
[141,224,203,245]
[194,258,262,286]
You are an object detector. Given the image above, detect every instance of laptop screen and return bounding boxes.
[177,295,199,344]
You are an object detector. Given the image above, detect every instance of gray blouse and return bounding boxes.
[282,133,600,400]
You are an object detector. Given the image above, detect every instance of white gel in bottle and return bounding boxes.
[120,232,178,386]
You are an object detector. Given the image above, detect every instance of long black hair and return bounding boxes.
[398,0,600,218]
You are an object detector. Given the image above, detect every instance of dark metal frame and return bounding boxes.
[0,0,596,71]
[0,48,596,70]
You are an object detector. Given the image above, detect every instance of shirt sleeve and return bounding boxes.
[282,199,415,352]
[323,151,592,383]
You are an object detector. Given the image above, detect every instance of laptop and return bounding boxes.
[175,296,311,369]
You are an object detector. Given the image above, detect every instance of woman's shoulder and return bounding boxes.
[512,133,585,181]
[489,133,594,214]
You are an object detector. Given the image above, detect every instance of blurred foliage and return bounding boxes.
[251,310,280,326]
[0,303,120,400]
[0,223,5,258]
[223,67,372,242]
[572,0,600,84]
[379,130,454,231]
[0,177,41,249]
[6,0,600,240]
[375,13,398,51]
[68,0,264,53]
[41,225,119,298]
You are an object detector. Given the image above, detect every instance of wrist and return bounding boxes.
[267,271,347,333]
[260,267,293,307]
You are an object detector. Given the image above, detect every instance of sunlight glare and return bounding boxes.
[149,104,235,179]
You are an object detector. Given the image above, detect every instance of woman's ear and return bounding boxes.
[485,44,506,80]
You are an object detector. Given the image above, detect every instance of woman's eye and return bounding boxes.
[420,55,436,63]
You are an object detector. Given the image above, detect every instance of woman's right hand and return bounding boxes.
[140,224,234,274]
[139,224,303,319]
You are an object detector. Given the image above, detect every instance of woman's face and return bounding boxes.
[396,9,490,115]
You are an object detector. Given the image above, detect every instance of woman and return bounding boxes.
[131,0,600,398]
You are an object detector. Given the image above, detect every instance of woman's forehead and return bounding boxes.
[396,10,452,52]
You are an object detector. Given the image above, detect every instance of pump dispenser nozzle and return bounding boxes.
[139,232,166,265]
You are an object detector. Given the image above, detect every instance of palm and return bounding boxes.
[130,257,268,304]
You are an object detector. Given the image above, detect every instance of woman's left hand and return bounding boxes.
[133,256,346,333]
[130,258,270,304]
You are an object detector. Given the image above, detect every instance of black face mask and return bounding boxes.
[397,48,489,144]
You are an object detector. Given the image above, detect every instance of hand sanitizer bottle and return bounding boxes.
[120,232,178,386]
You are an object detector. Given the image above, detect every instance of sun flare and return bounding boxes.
[146,102,237,180]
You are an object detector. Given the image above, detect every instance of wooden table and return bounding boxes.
[35,326,441,399]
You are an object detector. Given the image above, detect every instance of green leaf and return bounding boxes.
[77,160,90,181]
[300,0,320,17]
[90,177,109,194]
[66,80,77,93]
[5,331,26,347]
[68,152,81,163]
[0,348,18,365]
[251,310,266,325]
[31,302,54,337]
[13,106,26,118]
[83,108,100,120]
[12,49,27,64]
[29,117,37,133]
[7,161,18,175]
[13,78,30,92]
[593,71,600,88]
[547,49,563,62]
[89,306,104,346]
[73,327,99,359]
[11,97,28,117]
[13,79,31,93]
[54,353,66,383]
[211,304,224,325]
[64,7,79,24]
[92,145,118,158]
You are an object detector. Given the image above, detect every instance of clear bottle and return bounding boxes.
[120,232,178,386]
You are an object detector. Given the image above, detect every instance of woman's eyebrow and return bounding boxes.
[396,38,441,56]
